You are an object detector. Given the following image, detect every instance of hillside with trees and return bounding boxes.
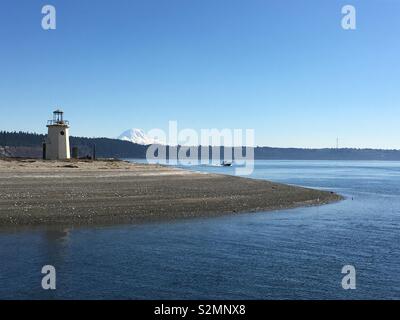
[1,130,400,161]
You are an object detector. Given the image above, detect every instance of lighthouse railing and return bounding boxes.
[47,120,70,125]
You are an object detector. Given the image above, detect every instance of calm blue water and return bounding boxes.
[1,160,399,299]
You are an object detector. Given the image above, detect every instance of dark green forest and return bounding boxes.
[0,130,147,158]
[1,130,400,160]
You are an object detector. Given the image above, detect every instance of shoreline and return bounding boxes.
[0,158,343,227]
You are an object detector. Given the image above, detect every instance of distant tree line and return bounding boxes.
[69,136,148,159]
[254,146,400,160]
[0,130,148,158]
[1,130,400,160]
[0,131,45,147]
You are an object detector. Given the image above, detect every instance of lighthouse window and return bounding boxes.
[60,131,65,136]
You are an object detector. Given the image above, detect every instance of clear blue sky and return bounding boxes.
[0,0,399,148]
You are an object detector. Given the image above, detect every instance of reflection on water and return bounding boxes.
[1,160,400,299]
[42,228,70,264]
[0,226,71,299]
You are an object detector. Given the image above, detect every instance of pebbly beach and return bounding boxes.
[0,158,342,226]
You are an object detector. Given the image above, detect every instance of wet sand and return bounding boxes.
[0,158,342,226]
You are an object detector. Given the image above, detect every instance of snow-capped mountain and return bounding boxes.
[117,129,161,145]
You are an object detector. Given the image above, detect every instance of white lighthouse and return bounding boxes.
[45,109,71,160]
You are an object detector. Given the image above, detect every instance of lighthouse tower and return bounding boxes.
[45,109,71,160]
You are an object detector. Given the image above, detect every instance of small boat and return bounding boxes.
[221,161,232,167]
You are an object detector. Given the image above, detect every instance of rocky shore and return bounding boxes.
[0,158,342,226]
